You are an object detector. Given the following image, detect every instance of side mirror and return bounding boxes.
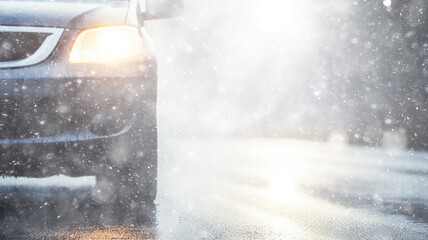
[138,0,184,21]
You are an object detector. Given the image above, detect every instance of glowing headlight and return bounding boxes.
[69,25,145,64]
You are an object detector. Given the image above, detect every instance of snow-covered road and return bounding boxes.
[1,138,428,239]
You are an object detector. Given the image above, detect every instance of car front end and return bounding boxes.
[0,0,157,178]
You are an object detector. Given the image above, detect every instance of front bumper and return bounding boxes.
[0,131,127,177]
[0,74,157,177]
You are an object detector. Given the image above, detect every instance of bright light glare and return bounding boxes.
[252,0,313,34]
[269,168,298,204]
[264,146,302,205]
[69,25,145,64]
[249,0,321,58]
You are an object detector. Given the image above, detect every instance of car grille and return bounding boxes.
[0,32,50,62]
[0,26,63,68]
[0,98,88,139]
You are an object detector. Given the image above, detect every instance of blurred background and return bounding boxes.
[149,0,428,150]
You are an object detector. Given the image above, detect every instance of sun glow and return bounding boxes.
[252,0,314,34]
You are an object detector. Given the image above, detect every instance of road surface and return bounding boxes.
[1,138,428,239]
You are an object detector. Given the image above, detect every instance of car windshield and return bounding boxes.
[2,0,428,239]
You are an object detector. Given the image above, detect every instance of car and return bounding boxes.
[0,0,183,214]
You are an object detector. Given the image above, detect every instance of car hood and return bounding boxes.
[0,1,130,29]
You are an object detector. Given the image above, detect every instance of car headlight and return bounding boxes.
[69,25,145,64]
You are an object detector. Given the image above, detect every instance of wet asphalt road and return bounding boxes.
[1,138,428,239]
